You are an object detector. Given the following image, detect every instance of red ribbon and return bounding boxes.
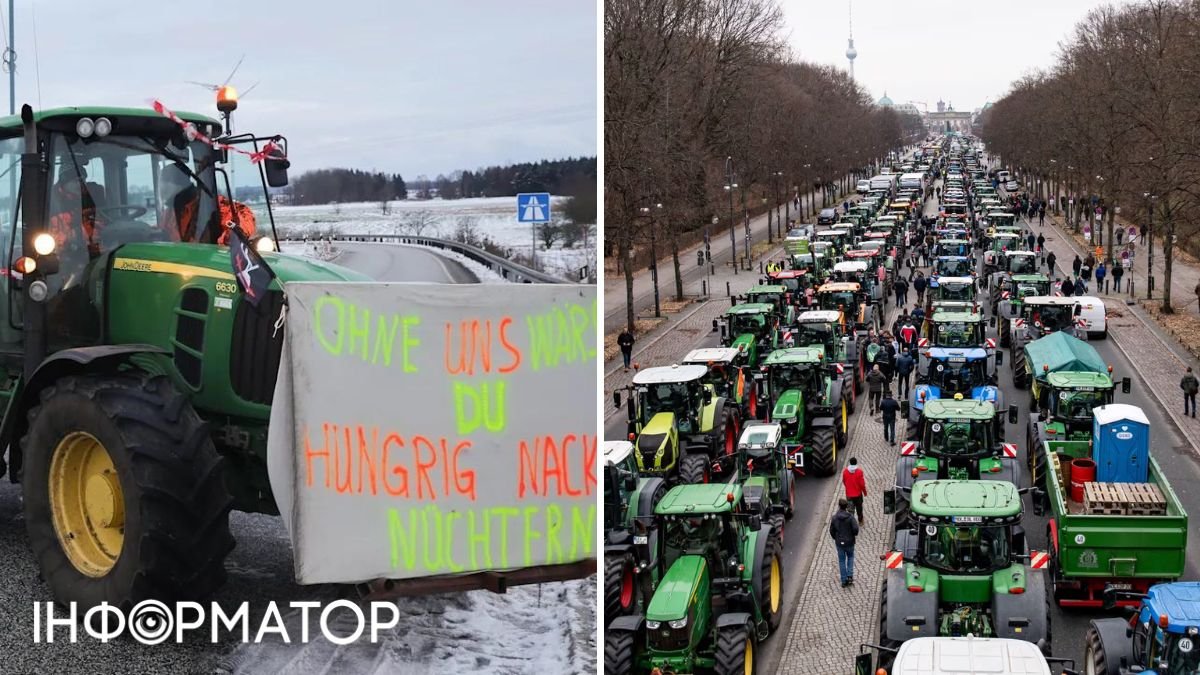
[151,99,282,164]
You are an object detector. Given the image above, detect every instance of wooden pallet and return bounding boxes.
[1083,481,1167,515]
[1122,483,1167,516]
[1083,482,1125,514]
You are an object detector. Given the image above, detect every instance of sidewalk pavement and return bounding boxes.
[1036,213,1200,451]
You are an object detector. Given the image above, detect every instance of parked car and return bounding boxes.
[817,208,839,225]
[856,179,871,194]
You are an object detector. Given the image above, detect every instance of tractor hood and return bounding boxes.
[772,389,803,420]
[912,385,998,410]
[646,555,707,622]
[636,412,677,472]
[113,242,372,286]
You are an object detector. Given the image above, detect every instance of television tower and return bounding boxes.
[845,0,857,81]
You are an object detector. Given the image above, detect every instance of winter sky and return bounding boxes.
[781,0,1132,113]
[7,0,596,177]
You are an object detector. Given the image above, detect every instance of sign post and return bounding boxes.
[517,192,552,271]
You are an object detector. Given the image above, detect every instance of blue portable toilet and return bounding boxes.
[1092,403,1150,483]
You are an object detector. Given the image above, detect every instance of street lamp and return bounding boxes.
[725,156,738,274]
[1144,192,1158,298]
[639,203,664,317]
[1049,159,1058,214]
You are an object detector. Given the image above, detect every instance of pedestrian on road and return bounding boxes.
[1037,233,1046,252]
[1072,255,1083,277]
[1074,276,1087,296]
[912,304,925,324]
[1096,262,1107,293]
[842,458,867,524]
[899,320,917,351]
[1116,227,1124,246]
[914,273,927,304]
[617,330,635,371]
[1046,251,1057,277]
[1039,204,1047,226]
[1183,367,1200,418]
[1112,264,1124,294]
[1060,277,1075,297]
[867,364,887,414]
[880,390,900,446]
[830,498,859,587]
[895,277,909,306]
[1026,232,1036,251]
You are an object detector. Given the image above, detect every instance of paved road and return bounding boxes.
[334,242,479,283]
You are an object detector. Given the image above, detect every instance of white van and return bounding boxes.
[1073,296,1108,339]
[870,174,897,192]
[898,172,925,192]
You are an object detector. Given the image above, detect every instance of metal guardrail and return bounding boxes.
[320,233,566,284]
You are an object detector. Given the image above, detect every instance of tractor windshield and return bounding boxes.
[1008,256,1037,274]
[664,515,725,553]
[770,363,819,399]
[729,313,767,337]
[937,242,970,256]
[796,322,837,351]
[1052,389,1108,420]
[935,258,971,277]
[923,419,992,456]
[698,364,735,398]
[935,283,975,302]
[919,524,1011,573]
[641,381,698,430]
[928,360,988,393]
[1024,304,1072,332]
[772,277,802,293]
[745,292,782,309]
[820,292,856,312]
[931,321,984,347]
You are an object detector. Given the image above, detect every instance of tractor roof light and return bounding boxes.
[1010,586,1025,594]
[93,117,112,137]
[255,236,276,253]
[1161,614,1170,629]
[911,467,920,478]
[1044,364,1050,373]
[726,492,735,503]
[217,85,239,113]
[75,117,95,138]
[13,256,35,275]
[32,233,56,256]
[1107,365,1113,373]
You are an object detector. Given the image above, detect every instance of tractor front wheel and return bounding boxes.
[836,401,849,449]
[807,428,837,477]
[714,622,755,675]
[877,579,901,670]
[679,453,710,484]
[23,374,233,609]
[604,628,637,675]
[1085,626,1113,675]
[761,532,784,631]
[603,553,637,626]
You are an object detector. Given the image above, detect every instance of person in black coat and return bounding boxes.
[830,498,860,587]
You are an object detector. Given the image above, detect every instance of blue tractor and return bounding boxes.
[1086,582,1200,674]
[908,347,1007,440]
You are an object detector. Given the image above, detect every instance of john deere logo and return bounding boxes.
[1078,550,1099,569]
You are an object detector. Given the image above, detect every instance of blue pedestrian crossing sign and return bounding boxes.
[517,192,551,223]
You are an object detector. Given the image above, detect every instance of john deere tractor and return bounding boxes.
[604,441,668,627]
[604,483,784,675]
[714,303,778,367]
[759,347,848,477]
[879,480,1051,656]
[894,398,1020,519]
[742,284,795,326]
[793,309,862,397]
[731,421,797,538]
[816,281,879,340]
[0,104,391,609]
[615,364,741,484]
[682,347,761,421]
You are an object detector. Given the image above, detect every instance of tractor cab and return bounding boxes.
[682,347,760,422]
[928,276,977,307]
[1015,297,1082,342]
[1040,372,1114,433]
[995,274,1051,321]
[933,256,974,278]
[734,422,795,520]
[898,397,1017,482]
[1002,250,1038,275]
[923,310,987,348]
[905,480,1023,575]
[833,260,870,289]
[1089,582,1200,675]
[795,310,848,350]
[917,399,998,461]
[984,233,1023,269]
[817,281,877,336]
[766,269,810,297]
[759,347,844,477]
[919,349,993,395]
[604,440,641,533]
[716,303,777,365]
[814,229,851,254]
[792,250,829,277]
[743,285,794,325]
[623,365,710,476]
[935,238,971,257]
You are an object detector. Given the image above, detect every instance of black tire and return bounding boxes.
[761,533,784,632]
[836,402,849,449]
[999,321,1010,348]
[1013,362,1030,389]
[1043,579,1054,656]
[714,622,755,675]
[22,374,233,609]
[808,428,837,477]
[604,629,636,675]
[844,380,857,415]
[679,453,709,484]
[603,554,637,626]
[784,473,795,519]
[1085,625,1109,675]
[878,579,901,669]
[769,513,786,544]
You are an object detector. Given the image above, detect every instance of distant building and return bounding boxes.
[926,100,972,132]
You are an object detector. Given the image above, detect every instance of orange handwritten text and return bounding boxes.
[443,317,522,375]
[516,433,597,498]
[303,423,477,501]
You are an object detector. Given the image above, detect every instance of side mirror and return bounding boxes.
[883,489,896,514]
[613,391,622,410]
[1074,304,1082,317]
[264,151,291,188]
[1101,585,1119,611]
[854,652,875,675]
[704,389,713,405]
[731,296,739,307]
[1031,488,1046,517]
[748,514,762,531]
[900,400,909,417]
[1008,404,1018,424]
[989,315,997,327]
[1122,376,1131,394]
[623,473,637,492]
[712,319,719,333]
[996,350,1004,366]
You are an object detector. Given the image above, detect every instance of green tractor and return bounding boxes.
[759,347,849,477]
[604,441,668,626]
[605,482,784,675]
[993,274,1051,341]
[682,347,761,421]
[793,308,863,397]
[730,421,797,538]
[894,398,1020,518]
[879,480,1051,657]
[741,284,795,327]
[0,104,384,608]
[714,303,778,367]
[615,364,742,484]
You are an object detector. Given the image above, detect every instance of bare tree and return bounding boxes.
[402,209,439,236]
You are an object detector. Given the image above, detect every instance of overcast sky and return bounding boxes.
[780,0,1126,113]
[6,0,596,177]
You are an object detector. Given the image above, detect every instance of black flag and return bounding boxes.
[228,224,275,307]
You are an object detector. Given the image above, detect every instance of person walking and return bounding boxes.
[1116,227,1124,246]
[1074,275,1087,296]
[842,458,867,524]
[1112,262,1124,294]
[830,498,859,587]
[867,364,887,415]
[1036,232,1046,252]
[1039,203,1046,226]
[895,350,914,399]
[1095,262,1107,293]
[894,276,909,306]
[1046,250,1057,277]
[899,320,917,351]
[913,272,927,304]
[617,330,635,371]
[1072,254,1082,277]
[1182,367,1199,418]
[1194,281,1200,311]
[880,390,900,445]
[1026,232,1036,251]
[1060,276,1075,297]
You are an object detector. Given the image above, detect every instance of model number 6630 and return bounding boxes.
[214,281,238,294]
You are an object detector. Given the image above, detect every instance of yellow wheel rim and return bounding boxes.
[48,432,124,577]
[832,429,838,463]
[770,557,781,613]
[744,637,754,675]
[842,401,848,432]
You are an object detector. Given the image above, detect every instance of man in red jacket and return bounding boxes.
[842,457,867,525]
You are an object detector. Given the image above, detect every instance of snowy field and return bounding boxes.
[266,197,594,282]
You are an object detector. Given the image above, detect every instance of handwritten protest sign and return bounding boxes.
[267,283,597,584]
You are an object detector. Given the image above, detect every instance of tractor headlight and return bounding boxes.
[668,617,688,630]
[255,236,276,253]
[75,117,94,138]
[94,117,112,137]
[645,621,661,630]
[32,233,56,256]
[785,417,797,425]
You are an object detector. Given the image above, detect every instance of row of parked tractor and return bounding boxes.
[604,134,1195,674]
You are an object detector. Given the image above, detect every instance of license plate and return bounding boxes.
[1109,583,1132,590]
[633,535,648,545]
[953,516,983,524]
